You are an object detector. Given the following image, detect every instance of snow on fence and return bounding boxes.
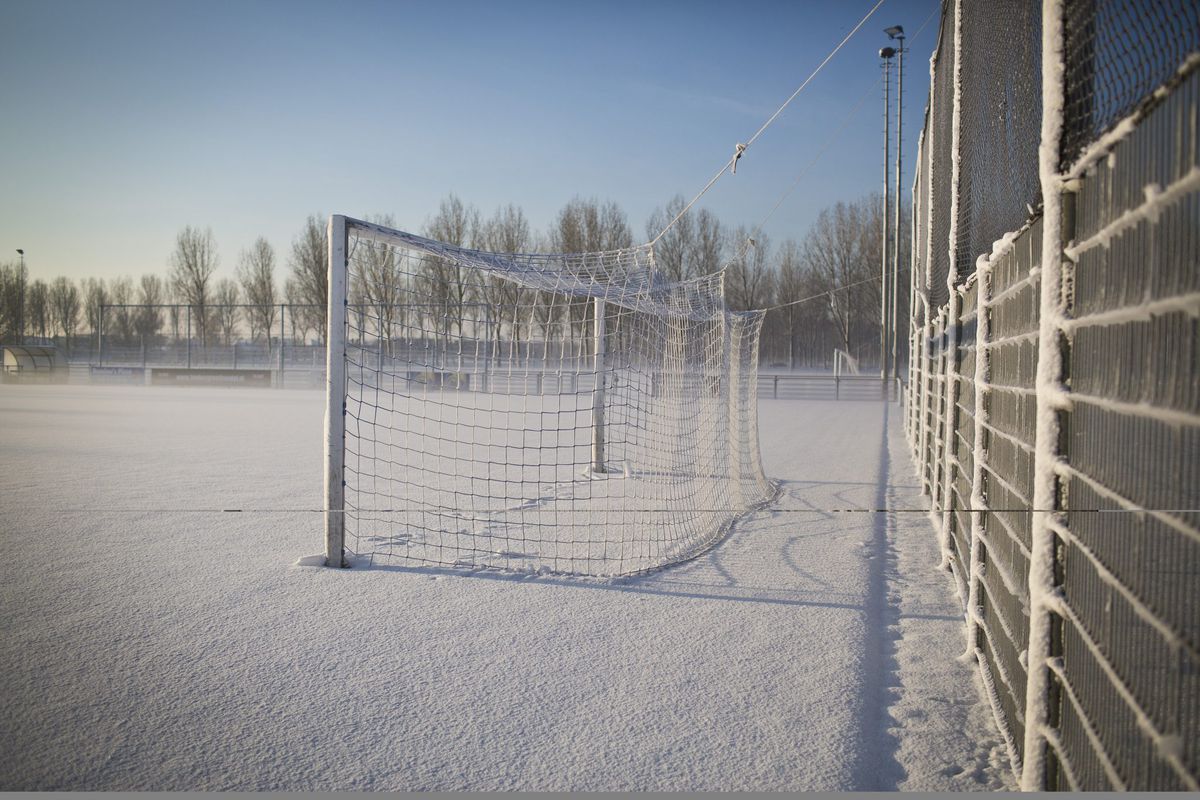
[905,0,1199,790]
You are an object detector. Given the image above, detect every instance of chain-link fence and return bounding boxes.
[906,0,1199,790]
[954,0,1043,281]
[926,9,957,312]
[1061,0,1200,167]
[92,303,324,368]
[67,303,326,386]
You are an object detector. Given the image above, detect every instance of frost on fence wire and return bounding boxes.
[1061,0,1200,166]
[907,0,1200,788]
[334,219,774,577]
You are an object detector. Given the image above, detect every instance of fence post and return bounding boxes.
[936,0,965,571]
[279,304,286,387]
[918,24,942,498]
[773,374,778,399]
[937,298,961,571]
[1021,0,1070,788]
[965,262,992,661]
[922,317,938,495]
[186,306,192,369]
[97,304,104,367]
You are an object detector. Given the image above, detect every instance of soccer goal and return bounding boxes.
[324,215,775,576]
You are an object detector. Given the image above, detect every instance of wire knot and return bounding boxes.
[731,143,747,174]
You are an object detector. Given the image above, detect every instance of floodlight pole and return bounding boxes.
[15,250,25,345]
[879,48,895,385]
[888,26,906,387]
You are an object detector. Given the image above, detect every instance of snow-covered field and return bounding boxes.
[0,384,1012,790]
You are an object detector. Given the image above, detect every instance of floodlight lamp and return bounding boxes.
[885,25,905,39]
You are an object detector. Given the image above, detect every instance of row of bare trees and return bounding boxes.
[340,193,904,368]
[0,218,329,353]
[163,223,326,348]
[1,192,906,367]
[0,264,89,347]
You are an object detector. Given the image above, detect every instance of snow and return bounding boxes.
[1065,167,1200,262]
[0,383,1011,790]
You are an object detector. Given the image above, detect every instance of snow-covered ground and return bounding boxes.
[0,384,1012,790]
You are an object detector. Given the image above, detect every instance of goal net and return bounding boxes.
[325,215,775,576]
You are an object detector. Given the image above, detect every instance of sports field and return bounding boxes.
[0,384,1011,790]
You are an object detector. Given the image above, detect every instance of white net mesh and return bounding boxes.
[336,217,775,576]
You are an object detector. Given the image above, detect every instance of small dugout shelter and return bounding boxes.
[2,344,68,381]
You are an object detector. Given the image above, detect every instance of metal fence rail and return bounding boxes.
[906,0,1199,790]
[759,374,899,402]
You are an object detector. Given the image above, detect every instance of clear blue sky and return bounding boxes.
[1,0,937,283]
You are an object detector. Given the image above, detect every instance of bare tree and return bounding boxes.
[109,276,135,345]
[27,279,49,340]
[168,304,182,343]
[691,209,725,277]
[169,226,219,346]
[214,278,240,345]
[645,195,693,281]
[0,261,27,341]
[135,274,165,345]
[479,204,531,349]
[237,237,277,344]
[83,277,108,349]
[288,215,327,343]
[49,276,81,354]
[801,196,882,359]
[481,204,532,254]
[551,197,633,253]
[725,228,775,311]
[283,277,313,344]
[422,195,481,338]
[767,239,831,369]
[349,214,408,355]
[550,197,633,345]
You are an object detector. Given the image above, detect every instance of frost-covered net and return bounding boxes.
[336,219,774,577]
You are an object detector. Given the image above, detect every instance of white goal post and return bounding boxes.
[323,214,775,576]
